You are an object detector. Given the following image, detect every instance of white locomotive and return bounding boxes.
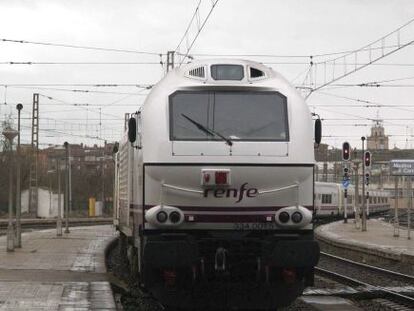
[113,59,321,309]
[315,182,390,218]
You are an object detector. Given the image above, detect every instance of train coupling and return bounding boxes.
[214,247,227,272]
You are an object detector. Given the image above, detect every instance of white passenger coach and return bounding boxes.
[315,182,390,218]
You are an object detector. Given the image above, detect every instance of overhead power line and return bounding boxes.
[0,61,161,65]
[38,94,120,119]
[174,0,202,53]
[175,0,220,66]
[0,38,161,56]
[190,44,407,59]
[0,83,153,88]
[6,85,148,95]
[320,118,414,121]
[327,83,414,88]
[304,17,414,96]
[315,92,414,114]
[314,107,402,128]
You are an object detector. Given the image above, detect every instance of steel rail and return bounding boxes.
[315,266,414,307]
[320,251,414,282]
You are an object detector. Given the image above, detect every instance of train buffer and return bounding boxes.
[0,225,116,310]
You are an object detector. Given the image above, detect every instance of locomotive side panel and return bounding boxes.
[117,138,133,235]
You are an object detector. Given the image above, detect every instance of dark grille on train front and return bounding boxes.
[198,239,261,281]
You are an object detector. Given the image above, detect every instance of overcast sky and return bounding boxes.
[1,0,414,149]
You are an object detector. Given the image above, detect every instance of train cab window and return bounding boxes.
[321,194,332,204]
[211,64,244,80]
[170,91,289,141]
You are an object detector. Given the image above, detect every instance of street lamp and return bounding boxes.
[49,145,65,236]
[64,142,70,234]
[48,145,66,236]
[2,126,18,252]
[56,157,63,236]
[15,103,23,248]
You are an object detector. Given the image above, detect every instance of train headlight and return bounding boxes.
[156,211,168,223]
[291,212,303,223]
[169,211,181,223]
[275,206,312,228]
[145,205,184,228]
[278,212,290,223]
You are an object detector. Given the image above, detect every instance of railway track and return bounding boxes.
[320,251,414,282]
[316,251,414,310]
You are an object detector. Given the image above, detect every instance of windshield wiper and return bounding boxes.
[181,113,233,146]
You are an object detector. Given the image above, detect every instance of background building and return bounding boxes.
[367,121,389,151]
[0,142,115,217]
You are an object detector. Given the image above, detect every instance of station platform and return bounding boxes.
[0,225,117,310]
[316,219,414,265]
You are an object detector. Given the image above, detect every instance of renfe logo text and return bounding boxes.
[203,183,258,203]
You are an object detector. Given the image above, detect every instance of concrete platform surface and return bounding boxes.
[316,219,414,260]
[0,225,117,310]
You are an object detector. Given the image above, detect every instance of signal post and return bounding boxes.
[342,142,351,223]
[362,148,371,231]
[361,136,371,232]
[364,153,371,219]
[354,161,361,229]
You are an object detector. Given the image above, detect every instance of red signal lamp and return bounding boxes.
[364,151,371,168]
[342,142,351,161]
[215,171,228,185]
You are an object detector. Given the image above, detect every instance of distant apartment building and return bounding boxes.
[44,142,115,172]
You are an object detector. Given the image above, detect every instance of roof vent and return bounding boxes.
[188,66,206,79]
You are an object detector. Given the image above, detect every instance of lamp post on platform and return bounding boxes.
[15,103,23,248]
[56,158,63,236]
[64,142,70,234]
[2,126,18,252]
[50,145,65,236]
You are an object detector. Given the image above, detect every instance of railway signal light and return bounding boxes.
[364,151,371,168]
[343,167,349,180]
[365,172,370,185]
[342,142,351,161]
